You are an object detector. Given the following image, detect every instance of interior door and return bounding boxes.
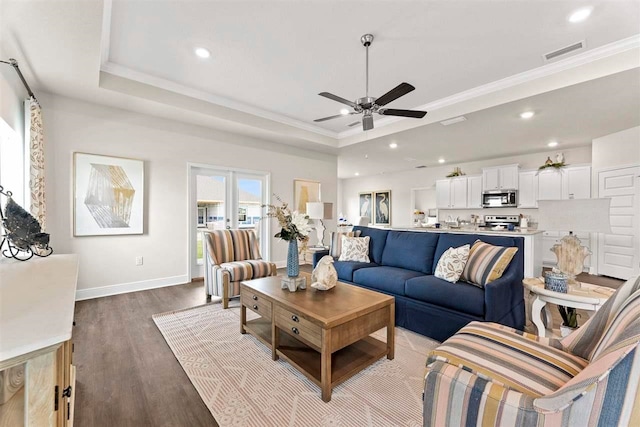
[597,166,640,279]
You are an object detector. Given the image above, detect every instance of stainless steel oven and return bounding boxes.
[482,190,517,208]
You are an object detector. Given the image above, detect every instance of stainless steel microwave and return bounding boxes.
[482,190,517,208]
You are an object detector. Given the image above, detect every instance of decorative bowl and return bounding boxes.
[544,271,568,293]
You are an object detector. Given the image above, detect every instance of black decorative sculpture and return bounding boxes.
[0,185,53,261]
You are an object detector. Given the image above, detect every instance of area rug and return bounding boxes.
[153,302,439,427]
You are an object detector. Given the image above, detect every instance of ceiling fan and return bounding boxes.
[314,34,427,131]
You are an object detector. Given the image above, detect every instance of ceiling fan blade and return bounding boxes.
[375,82,415,106]
[362,115,374,131]
[318,92,357,108]
[314,114,346,123]
[378,108,427,118]
[347,121,360,127]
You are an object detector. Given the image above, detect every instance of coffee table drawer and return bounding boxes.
[275,306,321,348]
[241,291,272,320]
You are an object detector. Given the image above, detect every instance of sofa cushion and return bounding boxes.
[461,240,518,287]
[353,226,389,265]
[380,231,439,274]
[428,321,589,397]
[338,236,370,262]
[434,244,470,283]
[333,261,378,282]
[432,233,520,273]
[220,260,274,282]
[353,266,424,296]
[405,275,485,316]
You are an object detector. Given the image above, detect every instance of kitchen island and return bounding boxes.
[385,226,543,277]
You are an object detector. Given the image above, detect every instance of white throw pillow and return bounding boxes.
[434,244,470,283]
[338,236,370,263]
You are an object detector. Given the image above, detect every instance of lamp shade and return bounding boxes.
[537,199,611,234]
[306,202,333,220]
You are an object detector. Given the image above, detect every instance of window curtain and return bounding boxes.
[28,98,46,230]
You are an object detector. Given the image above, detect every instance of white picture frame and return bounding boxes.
[73,152,144,236]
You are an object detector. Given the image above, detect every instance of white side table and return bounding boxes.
[523,277,615,337]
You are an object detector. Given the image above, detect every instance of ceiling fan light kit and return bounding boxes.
[314,34,427,131]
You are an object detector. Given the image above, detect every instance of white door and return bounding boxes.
[518,170,538,208]
[563,166,591,199]
[483,169,499,191]
[189,166,269,280]
[597,166,640,280]
[538,170,563,200]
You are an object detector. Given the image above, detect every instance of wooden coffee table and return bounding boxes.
[240,273,395,402]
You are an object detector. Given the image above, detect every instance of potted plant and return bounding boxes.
[558,306,579,337]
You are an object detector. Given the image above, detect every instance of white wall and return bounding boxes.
[340,146,592,227]
[592,126,640,179]
[41,93,337,296]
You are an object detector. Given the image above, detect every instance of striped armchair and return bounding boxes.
[203,229,276,308]
[423,275,640,427]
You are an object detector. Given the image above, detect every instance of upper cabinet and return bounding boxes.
[436,177,471,209]
[482,165,519,191]
[518,170,539,208]
[563,165,591,199]
[536,165,592,202]
[467,175,483,208]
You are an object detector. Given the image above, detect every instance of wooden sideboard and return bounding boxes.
[0,255,79,427]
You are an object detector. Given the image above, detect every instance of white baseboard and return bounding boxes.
[75,274,190,301]
[275,260,287,268]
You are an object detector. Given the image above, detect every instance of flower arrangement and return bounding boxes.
[263,194,312,250]
[538,153,566,171]
[446,167,465,178]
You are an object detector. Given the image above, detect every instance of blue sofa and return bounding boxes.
[312,226,525,342]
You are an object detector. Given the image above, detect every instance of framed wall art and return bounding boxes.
[358,192,373,224]
[74,152,144,236]
[374,190,391,225]
[293,179,321,214]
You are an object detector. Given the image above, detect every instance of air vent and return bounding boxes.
[544,40,585,62]
[440,116,467,126]
[415,165,427,169]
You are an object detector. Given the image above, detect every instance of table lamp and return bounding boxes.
[537,198,611,286]
[306,202,333,248]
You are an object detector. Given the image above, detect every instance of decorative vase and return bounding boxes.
[287,239,299,278]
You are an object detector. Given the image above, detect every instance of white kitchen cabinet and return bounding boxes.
[537,169,563,200]
[563,165,591,199]
[482,164,519,191]
[518,170,539,208]
[467,175,483,208]
[435,179,451,209]
[451,177,468,208]
[436,177,469,209]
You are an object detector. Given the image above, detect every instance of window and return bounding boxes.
[0,118,25,208]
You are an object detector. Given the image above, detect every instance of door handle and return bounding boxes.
[252,295,258,300]
[291,315,299,322]
[252,305,258,310]
[291,327,299,335]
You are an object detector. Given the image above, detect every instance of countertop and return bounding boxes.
[388,226,543,236]
[0,254,79,362]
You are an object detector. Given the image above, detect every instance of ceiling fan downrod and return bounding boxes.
[361,34,374,97]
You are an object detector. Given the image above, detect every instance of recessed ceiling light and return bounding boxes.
[340,108,350,115]
[355,172,360,176]
[389,143,398,149]
[194,47,211,58]
[520,111,535,119]
[569,7,593,23]
[438,158,445,164]
[548,141,559,147]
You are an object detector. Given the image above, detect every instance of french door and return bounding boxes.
[188,164,269,279]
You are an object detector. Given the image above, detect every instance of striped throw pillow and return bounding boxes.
[461,240,518,287]
[329,230,361,258]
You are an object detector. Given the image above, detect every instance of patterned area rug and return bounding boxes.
[153,302,439,427]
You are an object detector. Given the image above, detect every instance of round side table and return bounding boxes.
[523,277,615,337]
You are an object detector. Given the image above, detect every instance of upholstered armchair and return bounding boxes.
[423,275,640,427]
[203,229,276,308]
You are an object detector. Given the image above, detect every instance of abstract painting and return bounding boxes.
[293,179,320,214]
[374,190,391,226]
[74,153,144,236]
[358,192,373,224]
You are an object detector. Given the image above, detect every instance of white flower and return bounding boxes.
[291,211,312,237]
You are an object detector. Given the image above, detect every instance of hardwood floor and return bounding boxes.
[72,264,622,426]
[73,280,217,427]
